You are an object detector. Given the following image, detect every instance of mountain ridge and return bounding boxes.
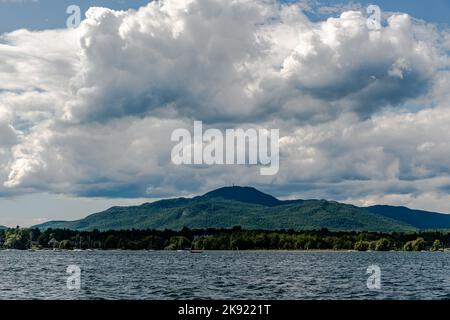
[367,205,450,229]
[33,186,450,232]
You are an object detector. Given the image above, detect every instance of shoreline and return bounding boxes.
[0,248,447,253]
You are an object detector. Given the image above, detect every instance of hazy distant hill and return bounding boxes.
[367,205,450,229]
[34,186,450,232]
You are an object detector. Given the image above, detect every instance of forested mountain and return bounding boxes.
[34,186,449,232]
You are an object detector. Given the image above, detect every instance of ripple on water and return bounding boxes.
[0,251,450,299]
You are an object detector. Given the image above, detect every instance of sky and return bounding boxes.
[0,0,450,227]
[1,0,450,33]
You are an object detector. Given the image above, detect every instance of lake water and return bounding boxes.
[0,250,449,300]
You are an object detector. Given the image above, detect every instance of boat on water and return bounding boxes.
[190,249,204,253]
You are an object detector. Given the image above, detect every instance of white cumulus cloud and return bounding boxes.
[0,0,449,213]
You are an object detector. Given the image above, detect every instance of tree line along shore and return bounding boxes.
[0,226,449,251]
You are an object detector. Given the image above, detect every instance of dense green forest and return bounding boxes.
[35,187,450,233]
[0,226,449,251]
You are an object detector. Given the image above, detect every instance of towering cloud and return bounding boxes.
[0,0,449,211]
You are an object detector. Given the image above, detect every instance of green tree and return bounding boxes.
[431,239,442,251]
[354,240,370,251]
[412,237,426,251]
[3,228,30,249]
[164,236,191,250]
[104,235,119,249]
[59,240,73,250]
[375,238,391,251]
[403,241,414,251]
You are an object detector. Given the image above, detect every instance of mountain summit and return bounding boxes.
[202,186,283,207]
[34,186,450,232]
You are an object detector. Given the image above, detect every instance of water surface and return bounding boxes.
[0,250,449,299]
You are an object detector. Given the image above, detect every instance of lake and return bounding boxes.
[0,250,449,299]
